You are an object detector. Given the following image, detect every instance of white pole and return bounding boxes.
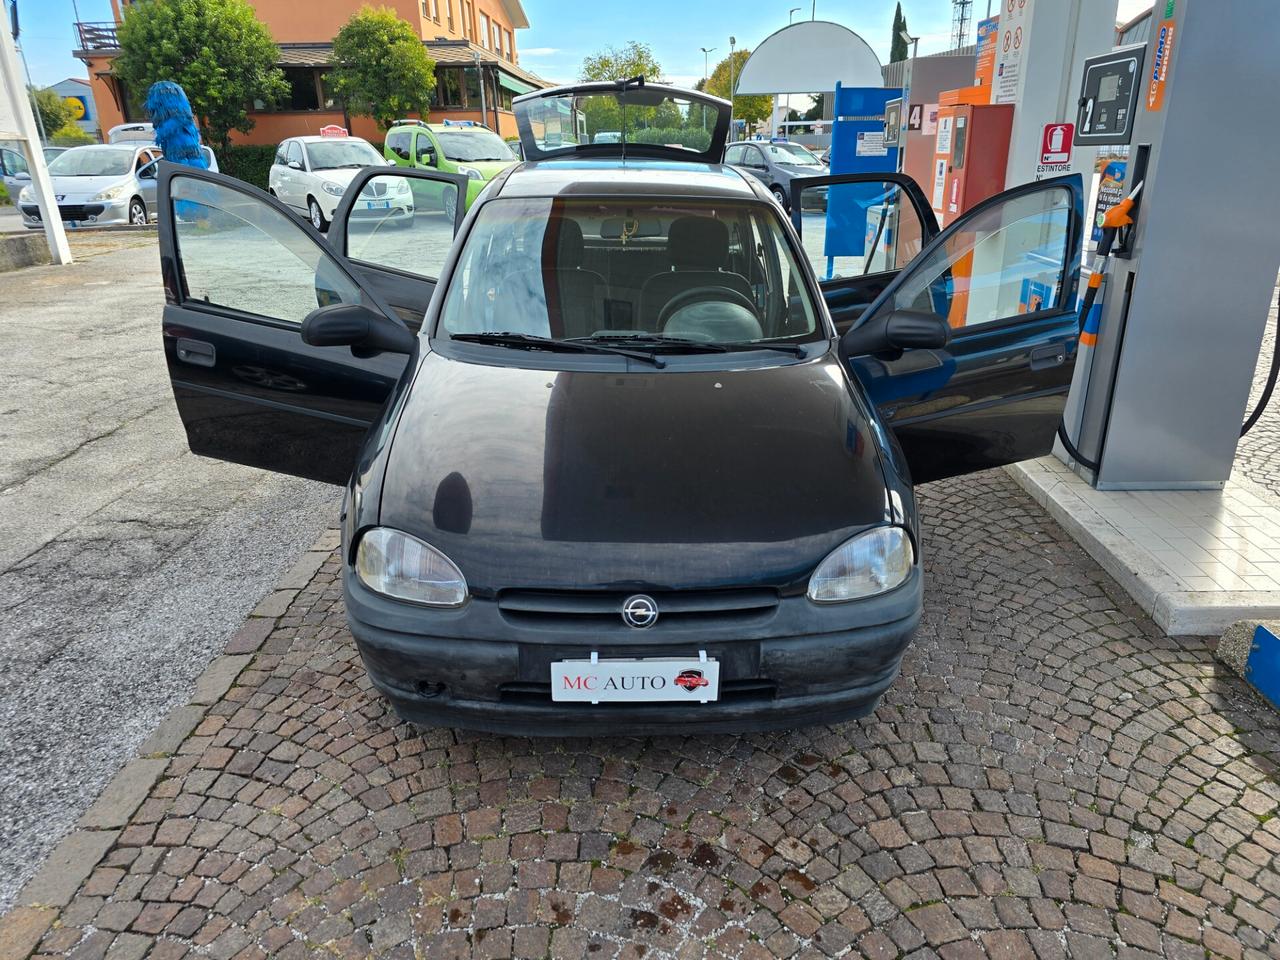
[0,13,71,264]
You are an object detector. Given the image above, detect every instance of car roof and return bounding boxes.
[495,158,761,201]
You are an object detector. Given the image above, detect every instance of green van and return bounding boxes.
[384,119,518,219]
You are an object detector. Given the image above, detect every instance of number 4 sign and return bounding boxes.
[907,103,923,131]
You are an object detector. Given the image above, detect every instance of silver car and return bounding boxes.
[1,146,66,197]
[17,143,163,229]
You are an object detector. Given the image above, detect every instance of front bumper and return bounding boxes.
[343,567,922,736]
[21,197,131,228]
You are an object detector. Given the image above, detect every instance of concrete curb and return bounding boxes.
[0,528,341,955]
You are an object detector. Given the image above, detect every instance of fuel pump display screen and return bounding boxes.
[1075,44,1146,146]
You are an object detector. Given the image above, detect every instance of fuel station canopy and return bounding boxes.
[734,21,882,96]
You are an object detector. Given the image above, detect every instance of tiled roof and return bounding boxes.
[277,41,549,88]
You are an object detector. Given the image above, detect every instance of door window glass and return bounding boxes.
[797,180,927,281]
[285,141,303,166]
[724,144,744,165]
[891,185,1072,329]
[414,134,436,164]
[274,143,288,165]
[386,131,411,161]
[343,173,456,280]
[3,149,28,176]
[172,176,365,324]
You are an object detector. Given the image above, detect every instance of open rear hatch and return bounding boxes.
[512,77,732,164]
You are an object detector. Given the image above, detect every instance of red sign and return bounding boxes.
[1039,122,1074,165]
[319,124,348,137]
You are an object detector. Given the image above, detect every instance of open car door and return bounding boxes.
[157,163,465,485]
[831,174,1085,484]
[789,172,940,334]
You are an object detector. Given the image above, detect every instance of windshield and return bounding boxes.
[438,197,820,347]
[516,84,728,161]
[306,139,382,170]
[435,129,512,162]
[764,142,823,165]
[47,147,135,177]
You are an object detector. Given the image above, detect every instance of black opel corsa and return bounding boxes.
[157,81,1083,734]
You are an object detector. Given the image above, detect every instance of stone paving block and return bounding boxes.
[188,655,251,706]
[79,759,168,829]
[19,474,1280,959]
[17,830,118,907]
[222,618,274,655]
[273,551,331,591]
[249,590,297,619]
[136,706,205,757]
[0,907,55,960]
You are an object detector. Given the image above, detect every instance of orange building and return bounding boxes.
[74,0,548,144]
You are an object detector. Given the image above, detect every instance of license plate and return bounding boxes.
[551,656,720,703]
[364,200,391,210]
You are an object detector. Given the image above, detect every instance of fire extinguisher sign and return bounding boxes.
[1040,122,1074,165]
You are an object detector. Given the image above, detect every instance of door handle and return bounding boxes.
[176,338,216,367]
[1029,343,1067,370]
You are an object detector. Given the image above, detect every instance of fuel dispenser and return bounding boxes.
[1058,0,1280,489]
[928,89,1013,228]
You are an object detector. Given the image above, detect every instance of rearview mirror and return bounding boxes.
[842,309,952,358]
[301,303,416,355]
[14,171,30,181]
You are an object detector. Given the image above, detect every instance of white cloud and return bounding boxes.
[520,47,561,57]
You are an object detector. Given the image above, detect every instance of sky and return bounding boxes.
[11,0,1154,91]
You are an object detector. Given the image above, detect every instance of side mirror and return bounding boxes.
[138,165,157,180]
[419,149,436,167]
[842,309,952,359]
[287,160,303,170]
[14,171,30,181]
[301,303,416,355]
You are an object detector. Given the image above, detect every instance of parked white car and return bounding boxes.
[268,135,407,232]
[17,143,162,228]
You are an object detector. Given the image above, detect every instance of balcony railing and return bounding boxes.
[75,22,121,51]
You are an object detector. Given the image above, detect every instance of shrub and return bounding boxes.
[218,144,277,189]
[51,124,95,146]
[0,182,9,206]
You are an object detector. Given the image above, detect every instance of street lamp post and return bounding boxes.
[699,46,716,130]
[472,49,489,131]
[900,29,919,61]
[728,35,736,138]
[788,7,800,23]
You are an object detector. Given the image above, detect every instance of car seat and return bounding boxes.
[637,217,754,331]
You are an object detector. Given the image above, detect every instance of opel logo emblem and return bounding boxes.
[621,594,658,629]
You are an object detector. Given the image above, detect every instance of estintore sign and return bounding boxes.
[1040,122,1074,164]
[907,103,923,131]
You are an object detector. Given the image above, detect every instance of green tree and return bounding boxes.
[330,6,437,130]
[114,0,288,150]
[30,87,72,136]
[802,93,825,122]
[890,2,910,62]
[706,50,770,128]
[579,41,662,82]
[51,124,96,146]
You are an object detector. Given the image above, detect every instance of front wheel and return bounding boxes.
[442,185,458,222]
[308,197,329,232]
[770,185,789,211]
[128,197,148,226]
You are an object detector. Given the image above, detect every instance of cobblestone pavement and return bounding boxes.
[1237,283,1280,500]
[18,471,1280,960]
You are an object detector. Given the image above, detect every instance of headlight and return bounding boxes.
[457,165,484,180]
[321,180,346,196]
[92,184,129,201]
[355,528,468,607]
[807,527,914,603]
[18,186,33,203]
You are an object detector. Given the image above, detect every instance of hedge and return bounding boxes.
[630,127,713,152]
[219,140,386,191]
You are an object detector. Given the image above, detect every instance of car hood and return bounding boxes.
[456,158,517,180]
[308,167,364,188]
[42,174,130,201]
[377,350,892,594]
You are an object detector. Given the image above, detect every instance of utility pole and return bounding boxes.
[472,50,489,130]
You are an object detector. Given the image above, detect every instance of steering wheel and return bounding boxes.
[657,285,760,333]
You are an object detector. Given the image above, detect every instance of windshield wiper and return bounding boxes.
[451,332,665,367]
[570,334,729,353]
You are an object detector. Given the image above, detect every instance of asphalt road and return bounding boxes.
[0,204,25,233]
[0,232,338,912]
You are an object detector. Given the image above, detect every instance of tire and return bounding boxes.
[771,185,789,211]
[442,185,458,222]
[308,197,329,232]
[128,197,148,226]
